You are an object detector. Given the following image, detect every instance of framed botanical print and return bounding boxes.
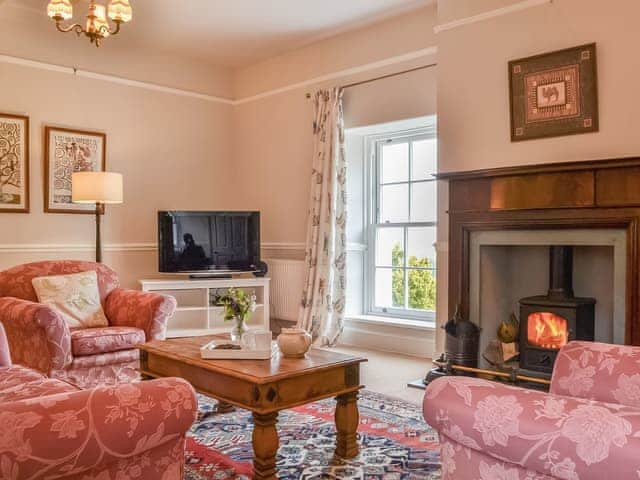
[44,126,106,214]
[0,113,29,213]
[509,43,598,141]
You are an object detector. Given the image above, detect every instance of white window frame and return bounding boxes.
[364,125,437,322]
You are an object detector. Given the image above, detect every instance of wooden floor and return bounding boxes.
[329,346,430,405]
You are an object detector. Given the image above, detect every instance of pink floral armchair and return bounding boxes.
[424,341,640,480]
[0,322,197,480]
[0,261,177,389]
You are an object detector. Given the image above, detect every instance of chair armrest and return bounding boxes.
[424,376,640,479]
[0,297,71,373]
[550,341,640,406]
[0,322,11,367]
[1,377,197,479]
[105,288,177,341]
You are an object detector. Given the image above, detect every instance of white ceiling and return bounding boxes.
[8,0,433,68]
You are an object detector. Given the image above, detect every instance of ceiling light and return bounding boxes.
[47,0,133,47]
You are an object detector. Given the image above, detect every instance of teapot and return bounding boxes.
[277,328,312,358]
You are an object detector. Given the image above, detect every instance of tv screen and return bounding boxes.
[158,211,260,273]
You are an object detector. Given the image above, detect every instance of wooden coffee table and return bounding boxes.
[137,335,367,480]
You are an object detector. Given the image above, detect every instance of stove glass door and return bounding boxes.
[526,312,569,350]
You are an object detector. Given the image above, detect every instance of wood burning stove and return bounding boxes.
[519,246,595,375]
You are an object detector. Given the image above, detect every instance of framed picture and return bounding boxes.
[44,126,106,214]
[0,113,29,213]
[509,43,598,141]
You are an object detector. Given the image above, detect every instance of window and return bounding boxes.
[366,129,437,321]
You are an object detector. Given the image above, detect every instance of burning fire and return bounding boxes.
[527,312,568,349]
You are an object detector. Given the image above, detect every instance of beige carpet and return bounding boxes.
[330,346,430,405]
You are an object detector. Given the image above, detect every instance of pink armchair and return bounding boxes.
[0,322,197,480]
[424,341,640,479]
[0,261,177,389]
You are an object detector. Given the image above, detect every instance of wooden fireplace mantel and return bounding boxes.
[441,156,640,345]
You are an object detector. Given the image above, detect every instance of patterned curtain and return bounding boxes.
[297,88,347,347]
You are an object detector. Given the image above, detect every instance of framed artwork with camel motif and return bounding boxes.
[0,113,29,213]
[509,43,598,141]
[44,126,106,214]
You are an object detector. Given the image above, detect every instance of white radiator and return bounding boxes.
[266,258,306,322]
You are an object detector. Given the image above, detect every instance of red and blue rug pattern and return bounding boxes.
[185,390,441,479]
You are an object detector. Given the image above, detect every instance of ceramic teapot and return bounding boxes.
[277,328,312,358]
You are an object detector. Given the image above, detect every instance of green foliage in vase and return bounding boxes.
[217,288,257,324]
[391,243,436,311]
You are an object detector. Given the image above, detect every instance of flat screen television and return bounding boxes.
[158,211,260,274]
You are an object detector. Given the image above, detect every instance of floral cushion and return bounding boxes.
[70,327,146,356]
[32,271,109,328]
[0,378,77,403]
[0,364,48,391]
[0,364,78,403]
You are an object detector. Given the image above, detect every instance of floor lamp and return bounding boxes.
[72,172,123,263]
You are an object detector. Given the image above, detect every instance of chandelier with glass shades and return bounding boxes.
[46,0,133,47]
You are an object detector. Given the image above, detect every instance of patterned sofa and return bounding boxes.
[424,341,640,479]
[0,261,176,389]
[0,322,197,479]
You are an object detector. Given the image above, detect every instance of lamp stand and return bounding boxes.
[95,202,104,263]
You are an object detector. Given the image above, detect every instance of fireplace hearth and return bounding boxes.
[519,246,595,374]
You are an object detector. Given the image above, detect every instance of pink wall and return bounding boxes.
[0,4,233,98]
[0,3,239,287]
[231,5,438,252]
[233,5,437,99]
[0,62,235,287]
[437,0,640,173]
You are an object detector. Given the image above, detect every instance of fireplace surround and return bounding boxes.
[439,157,640,363]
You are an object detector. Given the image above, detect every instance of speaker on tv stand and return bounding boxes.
[253,261,268,278]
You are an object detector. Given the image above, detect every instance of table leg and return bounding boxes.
[252,412,279,480]
[335,391,359,458]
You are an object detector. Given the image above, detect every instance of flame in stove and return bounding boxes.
[528,312,568,350]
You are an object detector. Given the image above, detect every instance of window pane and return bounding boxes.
[381,184,408,223]
[407,226,437,268]
[376,228,404,267]
[375,268,405,309]
[381,142,409,184]
[407,268,437,311]
[410,181,437,222]
[411,139,437,180]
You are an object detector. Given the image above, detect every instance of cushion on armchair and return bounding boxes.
[0,364,77,402]
[32,270,108,328]
[70,326,146,356]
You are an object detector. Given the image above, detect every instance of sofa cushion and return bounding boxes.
[0,364,46,389]
[0,364,77,402]
[71,326,146,356]
[32,270,109,328]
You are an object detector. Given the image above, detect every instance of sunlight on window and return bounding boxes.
[372,132,437,317]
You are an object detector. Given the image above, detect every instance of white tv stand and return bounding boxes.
[140,276,270,338]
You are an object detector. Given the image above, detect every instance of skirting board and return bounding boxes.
[339,317,435,359]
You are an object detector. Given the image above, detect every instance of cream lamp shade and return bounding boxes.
[72,172,123,204]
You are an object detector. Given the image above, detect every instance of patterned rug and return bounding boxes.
[185,390,441,479]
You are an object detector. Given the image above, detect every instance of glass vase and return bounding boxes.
[230,318,249,343]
